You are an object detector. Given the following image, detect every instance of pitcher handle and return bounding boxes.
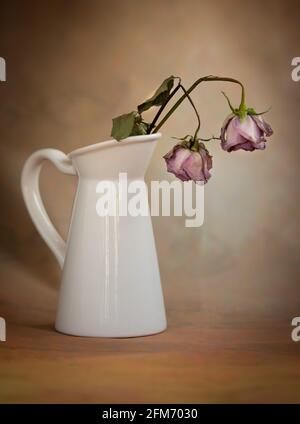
[21,149,76,268]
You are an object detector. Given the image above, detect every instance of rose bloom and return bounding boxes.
[221,114,273,152]
[163,143,212,184]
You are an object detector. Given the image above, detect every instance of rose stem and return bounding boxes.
[152,75,245,133]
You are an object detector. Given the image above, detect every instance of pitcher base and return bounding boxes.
[54,323,167,338]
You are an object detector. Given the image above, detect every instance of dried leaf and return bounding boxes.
[138,76,175,113]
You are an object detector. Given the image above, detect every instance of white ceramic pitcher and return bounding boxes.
[21,133,167,337]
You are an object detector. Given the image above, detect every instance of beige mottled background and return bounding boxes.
[0,0,300,403]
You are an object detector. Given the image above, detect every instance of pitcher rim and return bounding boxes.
[68,133,162,158]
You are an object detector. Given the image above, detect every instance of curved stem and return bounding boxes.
[178,84,201,140]
[152,75,245,133]
[200,136,221,142]
[148,82,201,138]
[148,78,181,133]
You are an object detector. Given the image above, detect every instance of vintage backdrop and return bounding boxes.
[0,0,300,403]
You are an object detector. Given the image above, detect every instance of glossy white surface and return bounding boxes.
[21,134,167,337]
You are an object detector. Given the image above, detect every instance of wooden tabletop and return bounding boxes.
[1,255,300,404]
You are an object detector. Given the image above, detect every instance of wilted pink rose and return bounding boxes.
[221,114,273,152]
[163,143,212,184]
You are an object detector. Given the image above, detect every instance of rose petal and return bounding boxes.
[222,118,249,151]
[182,152,204,182]
[230,141,255,151]
[233,116,263,143]
[220,114,234,144]
[200,149,212,181]
[251,115,273,136]
[164,146,191,174]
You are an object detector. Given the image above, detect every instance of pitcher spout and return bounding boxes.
[68,133,161,180]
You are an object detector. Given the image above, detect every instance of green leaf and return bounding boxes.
[131,121,150,136]
[111,111,137,141]
[111,111,150,141]
[221,91,236,114]
[247,106,272,116]
[138,76,176,113]
[172,135,193,142]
